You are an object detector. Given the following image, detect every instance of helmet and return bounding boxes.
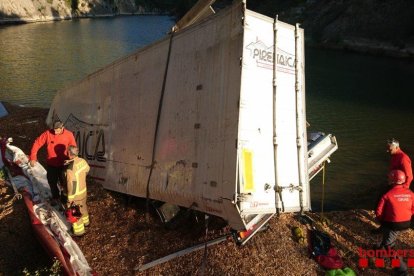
[388,170,406,185]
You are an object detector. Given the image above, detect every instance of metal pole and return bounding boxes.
[135,235,229,272]
[273,15,283,214]
[294,23,304,212]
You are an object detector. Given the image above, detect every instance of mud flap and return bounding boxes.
[232,213,274,245]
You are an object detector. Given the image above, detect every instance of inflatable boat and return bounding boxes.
[0,137,92,276]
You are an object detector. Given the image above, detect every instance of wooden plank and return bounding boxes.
[172,0,216,32]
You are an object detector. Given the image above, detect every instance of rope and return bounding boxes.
[145,32,175,222]
[199,214,209,275]
[320,162,326,218]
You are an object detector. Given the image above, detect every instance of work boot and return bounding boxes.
[370,225,383,234]
[50,198,63,211]
[82,215,90,227]
[50,198,59,206]
[372,243,383,250]
[72,220,85,236]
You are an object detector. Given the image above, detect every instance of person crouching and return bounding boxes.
[376,169,414,275]
[65,145,90,236]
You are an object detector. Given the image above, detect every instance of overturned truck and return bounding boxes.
[48,1,338,244]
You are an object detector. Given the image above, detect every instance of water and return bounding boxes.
[1,17,414,211]
[306,48,414,211]
[0,16,174,107]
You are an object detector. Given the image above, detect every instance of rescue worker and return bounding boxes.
[29,120,77,203]
[375,170,414,276]
[65,145,90,236]
[387,138,413,189]
[373,139,414,234]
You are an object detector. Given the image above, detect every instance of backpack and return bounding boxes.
[308,228,331,257]
[316,247,344,270]
[308,229,344,270]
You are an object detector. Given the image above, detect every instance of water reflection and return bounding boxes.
[0,16,174,107]
[306,48,414,211]
[1,17,414,211]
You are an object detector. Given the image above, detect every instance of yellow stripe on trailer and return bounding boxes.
[242,149,254,192]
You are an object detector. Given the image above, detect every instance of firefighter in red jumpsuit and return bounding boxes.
[376,170,414,275]
[387,138,413,189]
[372,139,413,235]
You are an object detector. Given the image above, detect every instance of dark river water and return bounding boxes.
[1,16,414,211]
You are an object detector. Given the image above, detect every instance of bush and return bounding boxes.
[0,167,6,181]
[22,259,61,276]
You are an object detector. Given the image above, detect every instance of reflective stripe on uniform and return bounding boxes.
[68,160,89,199]
[73,220,85,236]
[82,215,90,226]
[68,187,86,200]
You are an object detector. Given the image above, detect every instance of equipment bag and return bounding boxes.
[308,228,331,257]
[315,247,344,270]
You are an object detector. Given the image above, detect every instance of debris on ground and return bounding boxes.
[0,103,408,275]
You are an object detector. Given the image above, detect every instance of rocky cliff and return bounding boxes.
[248,0,414,58]
[0,0,160,24]
[1,0,413,58]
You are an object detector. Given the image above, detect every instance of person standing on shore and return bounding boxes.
[65,145,90,236]
[372,139,413,234]
[387,138,413,189]
[29,120,77,203]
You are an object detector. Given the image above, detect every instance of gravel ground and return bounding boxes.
[0,102,410,275]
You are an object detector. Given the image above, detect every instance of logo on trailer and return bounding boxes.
[63,114,107,163]
[245,39,295,73]
[51,110,107,181]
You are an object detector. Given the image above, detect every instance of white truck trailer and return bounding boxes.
[47,1,337,244]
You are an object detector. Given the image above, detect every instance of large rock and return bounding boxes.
[0,0,72,23]
[0,0,154,23]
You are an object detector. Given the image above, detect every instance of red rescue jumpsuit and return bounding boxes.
[30,129,77,199]
[376,184,414,230]
[390,148,413,189]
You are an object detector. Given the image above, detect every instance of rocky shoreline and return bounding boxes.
[1,0,413,60]
[0,0,167,25]
[310,38,414,60]
[0,12,166,25]
[2,17,412,60]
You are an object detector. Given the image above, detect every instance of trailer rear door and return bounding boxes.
[237,11,309,218]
